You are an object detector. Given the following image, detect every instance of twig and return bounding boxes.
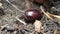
[5,0,27,25]
[6,0,25,13]
[47,12,60,19]
[40,6,53,20]
[54,30,57,34]
[0,24,8,29]
[14,17,27,25]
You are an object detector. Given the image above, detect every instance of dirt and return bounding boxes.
[0,0,60,34]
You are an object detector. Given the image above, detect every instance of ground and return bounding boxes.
[0,0,60,34]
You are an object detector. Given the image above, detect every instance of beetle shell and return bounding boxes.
[24,9,42,23]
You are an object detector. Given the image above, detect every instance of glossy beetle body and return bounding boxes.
[23,9,42,23]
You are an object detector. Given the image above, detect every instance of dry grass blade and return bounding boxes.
[14,17,27,25]
[6,0,25,13]
[34,20,42,33]
[0,24,8,29]
[54,30,57,34]
[40,6,53,20]
[47,12,60,19]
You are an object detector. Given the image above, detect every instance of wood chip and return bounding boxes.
[34,20,42,33]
